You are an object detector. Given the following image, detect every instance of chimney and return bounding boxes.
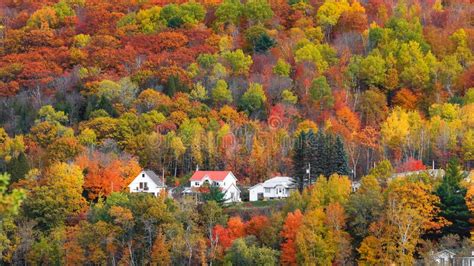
[196,164,199,171]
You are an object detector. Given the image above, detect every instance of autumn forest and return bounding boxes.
[0,0,473,264]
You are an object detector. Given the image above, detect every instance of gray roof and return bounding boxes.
[249,176,296,190]
[144,170,166,187]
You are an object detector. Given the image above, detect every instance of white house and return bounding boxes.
[189,171,241,203]
[432,249,456,265]
[128,170,166,196]
[249,176,296,201]
[351,180,361,192]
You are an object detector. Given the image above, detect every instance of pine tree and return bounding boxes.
[322,133,334,177]
[203,185,226,206]
[6,152,30,183]
[310,130,326,180]
[293,131,311,191]
[332,136,350,176]
[165,75,178,96]
[305,130,316,182]
[436,159,471,237]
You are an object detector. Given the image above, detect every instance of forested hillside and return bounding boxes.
[0,0,473,264]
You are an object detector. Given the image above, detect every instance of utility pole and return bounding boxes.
[306,163,311,186]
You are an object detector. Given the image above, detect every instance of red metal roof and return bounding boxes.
[189,171,232,181]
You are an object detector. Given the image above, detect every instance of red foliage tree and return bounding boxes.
[396,157,427,173]
[213,216,246,253]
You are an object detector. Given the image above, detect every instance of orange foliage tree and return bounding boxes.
[280,209,303,265]
[75,152,141,200]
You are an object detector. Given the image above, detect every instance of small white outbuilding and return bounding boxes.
[249,176,296,201]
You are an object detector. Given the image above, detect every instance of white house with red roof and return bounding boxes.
[189,170,241,203]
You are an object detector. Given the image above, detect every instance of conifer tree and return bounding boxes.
[323,133,334,177]
[202,185,226,206]
[436,159,471,237]
[332,136,350,176]
[293,130,311,191]
[310,130,326,180]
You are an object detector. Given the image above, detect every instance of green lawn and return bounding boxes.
[226,199,282,210]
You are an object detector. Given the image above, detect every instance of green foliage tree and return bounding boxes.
[35,105,68,125]
[0,173,25,257]
[295,43,336,73]
[350,54,387,88]
[346,175,384,246]
[310,76,334,109]
[316,0,350,38]
[160,2,205,28]
[224,237,279,265]
[243,0,274,24]
[23,163,85,230]
[222,49,253,75]
[369,159,393,187]
[281,89,298,105]
[212,79,233,105]
[239,83,267,114]
[6,152,29,183]
[273,59,291,77]
[215,0,243,26]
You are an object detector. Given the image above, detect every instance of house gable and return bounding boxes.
[128,170,166,196]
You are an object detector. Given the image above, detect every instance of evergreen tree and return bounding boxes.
[165,75,178,96]
[202,185,226,206]
[310,130,326,180]
[322,133,334,177]
[332,136,350,176]
[95,95,117,117]
[164,75,188,97]
[6,152,30,183]
[292,130,311,191]
[253,33,277,53]
[436,159,471,237]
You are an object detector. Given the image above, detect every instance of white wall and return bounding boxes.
[224,184,241,203]
[190,172,240,202]
[250,185,296,201]
[191,173,234,189]
[128,171,165,196]
[249,184,263,201]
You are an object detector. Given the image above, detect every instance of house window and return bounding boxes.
[195,182,200,186]
[139,182,148,190]
[142,173,145,177]
[231,192,235,199]
[213,181,218,186]
[264,188,270,193]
